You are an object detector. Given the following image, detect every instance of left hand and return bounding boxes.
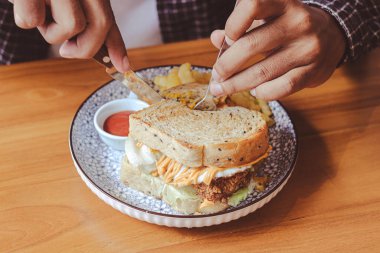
[210,0,346,100]
[10,0,129,73]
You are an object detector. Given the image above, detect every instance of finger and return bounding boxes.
[225,0,288,42]
[210,46,309,96]
[13,0,45,29]
[214,15,290,81]
[252,66,313,101]
[38,0,86,44]
[59,0,115,59]
[250,19,266,30]
[105,24,129,72]
[210,30,225,49]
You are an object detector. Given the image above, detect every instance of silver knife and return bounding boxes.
[93,45,163,105]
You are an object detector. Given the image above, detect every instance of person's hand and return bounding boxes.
[210,0,346,100]
[12,0,129,72]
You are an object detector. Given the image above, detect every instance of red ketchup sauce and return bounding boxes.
[103,110,134,136]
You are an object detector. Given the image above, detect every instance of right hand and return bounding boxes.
[11,0,129,72]
[209,0,346,101]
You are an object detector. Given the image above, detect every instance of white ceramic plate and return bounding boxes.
[69,65,298,228]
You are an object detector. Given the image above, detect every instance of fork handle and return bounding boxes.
[216,39,230,60]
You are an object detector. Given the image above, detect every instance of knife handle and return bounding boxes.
[93,45,114,69]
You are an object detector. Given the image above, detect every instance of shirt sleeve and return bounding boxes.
[302,0,380,63]
[0,1,48,65]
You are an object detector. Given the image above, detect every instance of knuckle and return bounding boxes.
[311,36,323,53]
[15,14,43,28]
[214,61,230,80]
[225,19,239,41]
[94,15,112,30]
[221,82,237,95]
[242,33,259,52]
[254,64,271,82]
[271,22,287,39]
[64,17,86,35]
[294,10,314,33]
[305,36,323,61]
[246,0,259,12]
[284,77,297,94]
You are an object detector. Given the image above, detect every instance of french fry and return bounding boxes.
[228,91,274,125]
[166,68,181,88]
[153,67,181,90]
[191,70,211,84]
[229,91,261,111]
[169,67,179,76]
[261,113,275,127]
[178,63,196,84]
[153,75,165,88]
[257,98,272,116]
[154,64,211,90]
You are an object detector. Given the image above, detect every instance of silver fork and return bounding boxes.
[193,0,239,110]
[193,39,230,110]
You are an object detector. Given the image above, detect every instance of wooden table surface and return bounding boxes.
[1,39,379,252]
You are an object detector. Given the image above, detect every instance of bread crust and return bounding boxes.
[129,100,269,168]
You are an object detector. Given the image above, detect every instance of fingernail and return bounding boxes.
[250,89,256,97]
[225,36,235,46]
[211,69,222,83]
[210,83,224,97]
[59,44,72,58]
[14,13,23,24]
[122,56,130,72]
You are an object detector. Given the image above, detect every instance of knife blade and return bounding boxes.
[93,45,163,105]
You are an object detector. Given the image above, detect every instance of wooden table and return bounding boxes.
[1,39,379,252]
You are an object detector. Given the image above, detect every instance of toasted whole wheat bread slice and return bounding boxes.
[129,100,269,168]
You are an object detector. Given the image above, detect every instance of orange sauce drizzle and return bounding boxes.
[153,146,271,186]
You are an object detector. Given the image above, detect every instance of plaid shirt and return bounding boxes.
[0,1,49,64]
[0,0,379,65]
[302,0,380,62]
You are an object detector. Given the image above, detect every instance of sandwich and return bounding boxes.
[120,98,270,214]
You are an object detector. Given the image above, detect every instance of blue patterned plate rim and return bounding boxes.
[69,65,299,218]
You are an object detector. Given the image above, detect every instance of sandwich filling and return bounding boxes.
[124,137,270,204]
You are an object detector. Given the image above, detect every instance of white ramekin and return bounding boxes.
[93,98,148,150]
